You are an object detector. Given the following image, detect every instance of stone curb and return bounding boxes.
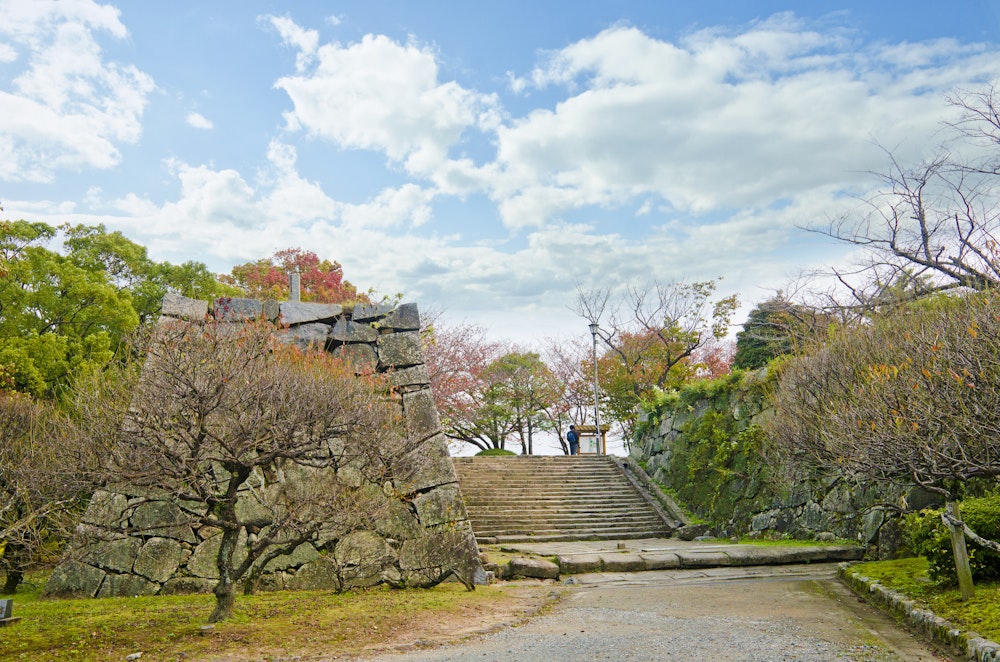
[839,563,1000,662]
[495,544,863,579]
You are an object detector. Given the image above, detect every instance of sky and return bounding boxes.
[3,0,1000,348]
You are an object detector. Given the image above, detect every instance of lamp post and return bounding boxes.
[588,321,601,455]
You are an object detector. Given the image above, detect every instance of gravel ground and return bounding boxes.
[360,564,950,662]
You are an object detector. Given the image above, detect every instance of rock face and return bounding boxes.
[45,295,485,598]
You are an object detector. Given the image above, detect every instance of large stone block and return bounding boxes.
[287,556,342,591]
[279,301,343,326]
[130,501,197,543]
[329,318,379,343]
[161,577,216,595]
[377,332,423,369]
[352,303,394,322]
[398,525,482,588]
[275,322,330,350]
[332,343,378,371]
[134,537,184,584]
[161,293,209,321]
[81,490,129,529]
[402,388,441,440]
[97,573,159,598]
[262,542,320,572]
[96,537,142,573]
[187,529,248,579]
[212,297,263,321]
[387,364,430,390]
[43,560,106,598]
[392,434,457,495]
[381,303,420,331]
[412,484,467,527]
[509,556,560,579]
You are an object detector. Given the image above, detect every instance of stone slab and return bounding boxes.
[557,553,604,574]
[638,552,682,570]
[600,553,647,572]
[161,293,208,321]
[279,301,343,326]
[509,556,560,580]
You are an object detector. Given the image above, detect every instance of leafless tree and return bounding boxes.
[767,293,1000,598]
[71,319,408,622]
[0,393,99,593]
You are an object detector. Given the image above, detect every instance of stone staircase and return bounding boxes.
[452,455,674,544]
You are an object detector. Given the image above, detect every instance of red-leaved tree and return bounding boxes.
[222,248,367,304]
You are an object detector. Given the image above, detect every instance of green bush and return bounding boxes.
[475,448,516,456]
[904,491,1000,585]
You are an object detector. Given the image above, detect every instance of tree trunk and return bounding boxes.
[209,518,243,622]
[945,500,975,600]
[2,568,23,595]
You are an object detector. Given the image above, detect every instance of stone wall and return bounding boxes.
[631,370,939,556]
[45,294,484,598]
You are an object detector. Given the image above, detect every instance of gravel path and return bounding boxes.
[361,564,950,662]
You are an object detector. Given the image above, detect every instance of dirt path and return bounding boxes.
[360,564,952,661]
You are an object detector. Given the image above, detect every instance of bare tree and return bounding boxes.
[807,85,1000,309]
[0,393,99,593]
[71,319,408,622]
[575,279,738,437]
[767,293,1000,599]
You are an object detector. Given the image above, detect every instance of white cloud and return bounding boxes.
[273,26,499,176]
[266,14,319,73]
[186,112,213,129]
[0,0,155,182]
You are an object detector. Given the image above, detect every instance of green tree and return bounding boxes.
[732,295,829,370]
[0,220,235,397]
[480,352,559,455]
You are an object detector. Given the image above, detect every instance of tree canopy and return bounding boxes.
[221,248,367,304]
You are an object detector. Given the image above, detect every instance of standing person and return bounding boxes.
[566,425,580,455]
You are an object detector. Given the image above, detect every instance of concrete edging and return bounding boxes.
[839,563,1000,661]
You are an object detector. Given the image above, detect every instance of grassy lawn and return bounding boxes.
[0,574,554,661]
[849,557,1000,642]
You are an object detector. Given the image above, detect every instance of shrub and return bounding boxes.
[904,491,1000,585]
[476,448,517,456]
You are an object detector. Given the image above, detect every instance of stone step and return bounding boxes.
[454,455,674,544]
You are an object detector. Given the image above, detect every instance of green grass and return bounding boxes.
[0,574,548,661]
[849,557,1000,642]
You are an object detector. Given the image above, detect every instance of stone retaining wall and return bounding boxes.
[841,564,1000,661]
[45,294,484,598]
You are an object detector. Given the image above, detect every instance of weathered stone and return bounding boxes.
[160,577,217,595]
[212,297,263,321]
[97,573,159,598]
[412,484,467,527]
[381,303,420,331]
[377,332,423,369]
[275,322,330,350]
[262,300,280,322]
[332,343,378,370]
[860,508,885,545]
[638,552,682,570]
[399,526,483,587]
[329,318,379,343]
[352,303,394,322]
[509,556,559,579]
[130,501,197,543]
[43,561,106,598]
[393,434,456,494]
[82,490,129,529]
[373,492,425,540]
[402,388,441,439]
[187,530,248,579]
[558,554,603,574]
[98,537,142,573]
[234,489,276,528]
[600,553,646,572]
[333,530,395,587]
[287,556,342,591]
[263,542,320,572]
[161,293,208,321]
[675,524,710,541]
[387,364,431,390]
[134,537,183,584]
[279,301,343,326]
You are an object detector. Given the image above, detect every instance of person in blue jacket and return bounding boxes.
[566,425,580,455]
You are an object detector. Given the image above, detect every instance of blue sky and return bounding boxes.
[3,1,1000,345]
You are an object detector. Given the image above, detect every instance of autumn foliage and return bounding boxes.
[221,248,368,304]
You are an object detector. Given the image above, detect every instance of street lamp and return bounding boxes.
[588,321,601,455]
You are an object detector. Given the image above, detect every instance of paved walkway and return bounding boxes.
[365,561,947,661]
